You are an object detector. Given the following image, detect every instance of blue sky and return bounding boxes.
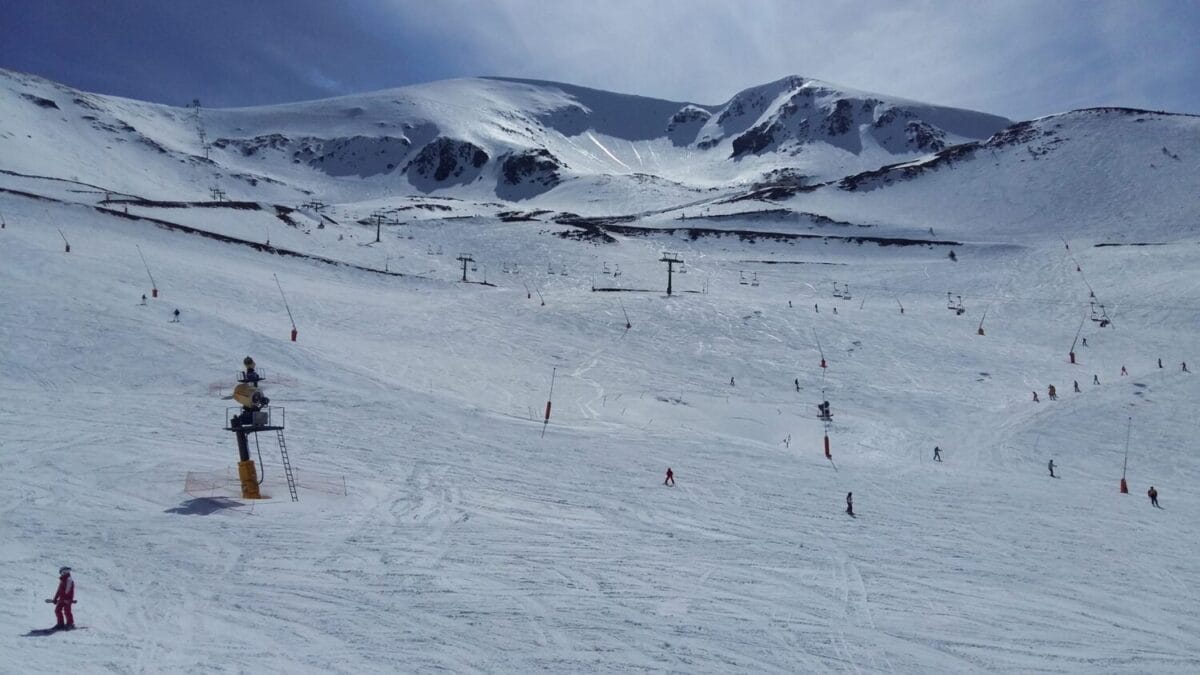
[2,0,1197,120]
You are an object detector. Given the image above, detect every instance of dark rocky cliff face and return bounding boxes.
[404,137,489,191]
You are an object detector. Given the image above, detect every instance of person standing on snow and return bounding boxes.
[664,468,675,487]
[1148,486,1159,508]
[845,492,854,516]
[1073,380,1081,393]
[1048,385,1057,400]
[933,446,943,462]
[1048,459,1056,478]
[1093,374,1100,385]
[48,567,74,629]
[1121,366,1128,376]
[1032,390,1040,402]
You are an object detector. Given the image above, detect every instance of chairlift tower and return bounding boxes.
[223,357,298,501]
[660,252,684,296]
[457,253,476,282]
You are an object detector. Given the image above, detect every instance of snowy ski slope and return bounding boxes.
[2,72,1200,674]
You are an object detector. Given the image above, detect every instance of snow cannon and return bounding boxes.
[224,357,288,500]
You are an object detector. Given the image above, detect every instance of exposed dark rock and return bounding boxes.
[20,93,58,109]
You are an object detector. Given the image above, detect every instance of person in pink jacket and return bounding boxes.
[50,567,75,629]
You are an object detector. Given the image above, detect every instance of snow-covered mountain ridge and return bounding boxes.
[0,68,1010,203]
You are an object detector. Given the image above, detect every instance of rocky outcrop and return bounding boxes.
[404,137,489,192]
[496,149,563,200]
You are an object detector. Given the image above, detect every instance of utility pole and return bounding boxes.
[456,253,475,282]
[660,252,683,296]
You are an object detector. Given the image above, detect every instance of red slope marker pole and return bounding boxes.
[274,273,298,341]
[1120,416,1131,493]
[137,245,158,298]
[541,367,557,438]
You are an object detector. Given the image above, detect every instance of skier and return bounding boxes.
[814,304,819,313]
[170,308,180,323]
[1073,380,1080,393]
[140,294,147,306]
[1093,374,1100,385]
[1048,384,1057,400]
[1121,366,1128,376]
[788,300,792,308]
[833,307,838,315]
[933,446,942,462]
[664,467,675,487]
[845,492,854,516]
[730,376,735,387]
[1183,362,1190,373]
[48,567,74,629]
[794,378,800,392]
[242,356,260,384]
[1032,390,1040,402]
[1048,459,1056,478]
[1158,358,1163,369]
[1148,486,1159,508]
[1082,337,1088,347]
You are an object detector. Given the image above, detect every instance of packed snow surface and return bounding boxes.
[2,70,1200,673]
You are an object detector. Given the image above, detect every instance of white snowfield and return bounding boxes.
[2,71,1200,673]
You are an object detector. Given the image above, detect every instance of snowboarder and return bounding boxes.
[1048,385,1057,400]
[1148,486,1159,508]
[933,446,942,462]
[1032,390,1040,402]
[170,308,180,323]
[664,467,674,487]
[845,492,854,516]
[1073,380,1080,393]
[48,567,74,629]
[1093,374,1100,385]
[1121,365,1128,376]
[794,378,800,392]
[1048,459,1056,478]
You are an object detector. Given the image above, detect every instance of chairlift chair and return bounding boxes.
[842,284,851,300]
[1098,305,1111,327]
[751,272,760,287]
[674,264,682,274]
[614,264,622,277]
[1090,301,1100,322]
[603,262,611,275]
[739,271,749,285]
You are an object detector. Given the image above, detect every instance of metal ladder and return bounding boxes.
[276,429,299,502]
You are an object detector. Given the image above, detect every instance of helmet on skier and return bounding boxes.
[59,567,71,575]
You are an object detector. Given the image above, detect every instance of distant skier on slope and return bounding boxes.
[1032,391,1040,402]
[1093,374,1100,385]
[170,308,180,323]
[794,378,800,392]
[47,567,74,629]
[730,376,735,387]
[1081,337,1088,347]
[933,446,943,462]
[664,467,674,487]
[1183,362,1190,373]
[1158,358,1163,369]
[845,492,854,516]
[1121,366,1128,376]
[1148,486,1160,508]
[1073,380,1080,393]
[1048,459,1056,478]
[1048,385,1057,400]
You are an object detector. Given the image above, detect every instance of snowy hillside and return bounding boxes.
[0,68,1010,205]
[3,69,1200,673]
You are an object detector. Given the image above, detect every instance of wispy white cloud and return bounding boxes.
[2,0,1196,118]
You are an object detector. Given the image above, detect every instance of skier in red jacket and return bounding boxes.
[664,467,675,487]
[50,567,75,629]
